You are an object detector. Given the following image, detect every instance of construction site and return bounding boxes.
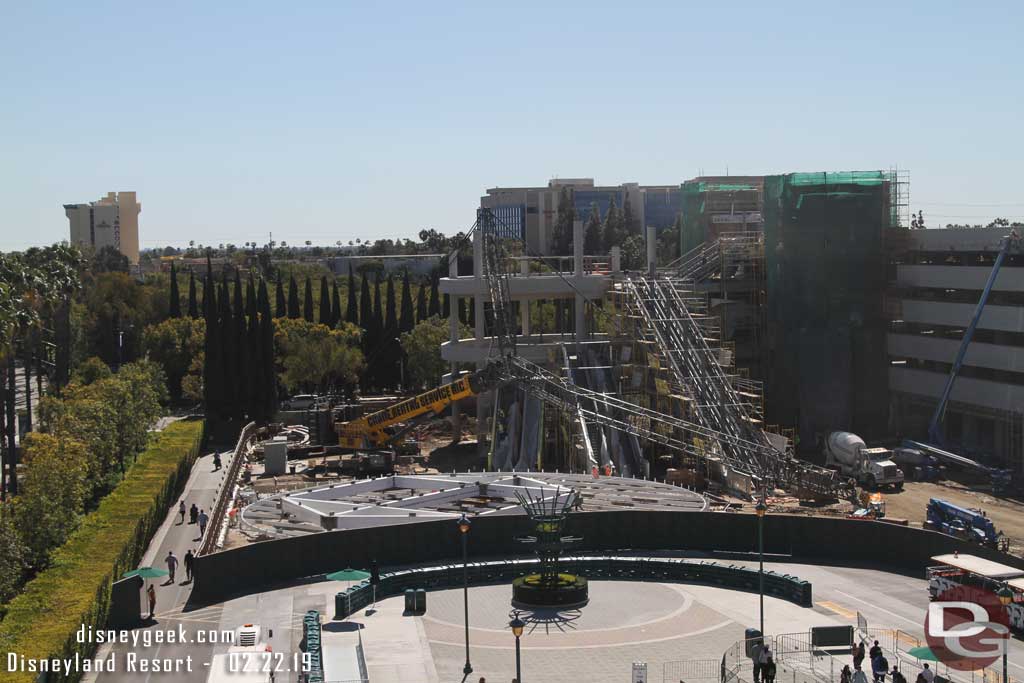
[227,169,1024,554]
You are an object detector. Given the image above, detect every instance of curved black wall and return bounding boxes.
[193,511,1024,601]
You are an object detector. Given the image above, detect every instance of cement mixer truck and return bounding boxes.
[824,431,905,491]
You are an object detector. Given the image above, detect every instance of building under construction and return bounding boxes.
[438,168,1021,496]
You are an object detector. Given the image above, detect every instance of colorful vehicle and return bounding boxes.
[926,553,1024,632]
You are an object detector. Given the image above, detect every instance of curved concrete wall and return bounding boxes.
[193,511,1024,601]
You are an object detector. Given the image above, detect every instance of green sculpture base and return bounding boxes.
[512,573,589,609]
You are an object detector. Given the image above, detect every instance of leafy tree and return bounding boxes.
[76,272,158,367]
[621,234,646,270]
[400,317,470,390]
[201,255,214,317]
[246,276,257,319]
[258,278,277,418]
[346,265,358,325]
[550,186,576,255]
[187,270,199,318]
[275,275,286,317]
[428,277,441,318]
[384,275,399,387]
[168,262,181,317]
[14,432,88,570]
[142,316,205,402]
[400,272,415,333]
[319,276,331,325]
[303,276,315,323]
[657,212,682,265]
[0,508,27,603]
[416,281,428,323]
[603,196,623,252]
[203,268,222,416]
[274,318,364,394]
[330,279,341,328]
[71,356,112,385]
[369,274,384,387]
[622,192,638,236]
[91,246,129,274]
[287,275,300,319]
[583,202,603,254]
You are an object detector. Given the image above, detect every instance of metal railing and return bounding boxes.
[200,421,256,555]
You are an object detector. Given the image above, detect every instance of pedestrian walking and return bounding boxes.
[178,500,186,524]
[853,665,869,683]
[165,551,179,582]
[755,645,771,683]
[920,664,935,683]
[184,549,194,582]
[763,654,776,683]
[190,503,198,525]
[869,641,882,661]
[891,666,906,683]
[871,652,888,683]
[213,453,222,471]
[198,509,209,537]
[841,665,853,683]
[146,584,156,619]
[854,642,866,669]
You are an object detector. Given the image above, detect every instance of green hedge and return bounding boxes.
[0,418,204,683]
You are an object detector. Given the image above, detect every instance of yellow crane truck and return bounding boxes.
[336,365,499,451]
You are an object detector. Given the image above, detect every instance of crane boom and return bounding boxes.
[927,230,1019,444]
[336,366,499,449]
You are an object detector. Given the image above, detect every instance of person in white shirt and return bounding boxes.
[920,664,935,683]
[853,665,870,683]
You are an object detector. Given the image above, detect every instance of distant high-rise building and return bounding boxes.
[481,179,681,255]
[64,191,141,264]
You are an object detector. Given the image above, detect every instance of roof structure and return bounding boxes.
[239,472,707,539]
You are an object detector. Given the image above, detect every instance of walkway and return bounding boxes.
[87,444,238,683]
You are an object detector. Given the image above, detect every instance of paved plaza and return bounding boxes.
[419,580,825,683]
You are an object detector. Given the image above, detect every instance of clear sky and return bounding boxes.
[1,1,1022,251]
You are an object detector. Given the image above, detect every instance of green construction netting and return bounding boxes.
[763,172,890,448]
[786,171,887,187]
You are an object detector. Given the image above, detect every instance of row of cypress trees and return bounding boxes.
[168,261,476,411]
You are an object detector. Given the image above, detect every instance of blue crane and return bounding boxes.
[902,230,1018,494]
[927,230,1019,445]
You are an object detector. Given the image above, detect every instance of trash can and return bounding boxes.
[415,588,426,613]
[744,628,763,658]
[404,589,416,613]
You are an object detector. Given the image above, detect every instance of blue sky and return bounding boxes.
[1,1,1022,250]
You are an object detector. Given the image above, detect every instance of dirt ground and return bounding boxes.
[880,478,1024,553]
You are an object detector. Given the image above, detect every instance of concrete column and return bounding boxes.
[574,218,586,339]
[574,219,584,277]
[448,252,459,343]
[647,225,657,277]
[611,246,621,273]
[448,252,462,439]
[472,227,484,340]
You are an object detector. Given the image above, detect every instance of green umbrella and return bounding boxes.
[123,567,169,580]
[327,568,370,582]
[907,646,940,661]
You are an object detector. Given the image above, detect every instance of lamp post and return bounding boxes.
[755,493,767,639]
[510,613,525,683]
[458,513,472,676]
[998,585,1013,683]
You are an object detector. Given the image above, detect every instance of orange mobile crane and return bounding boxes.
[335,366,500,451]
